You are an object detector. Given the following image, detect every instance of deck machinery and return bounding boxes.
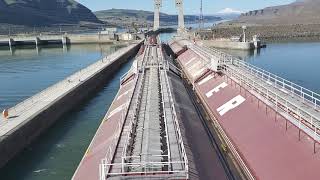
[99,37,188,179]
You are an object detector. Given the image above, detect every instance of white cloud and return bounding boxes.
[217,8,243,14]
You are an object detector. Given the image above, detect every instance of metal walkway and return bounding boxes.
[100,39,188,179]
[189,43,320,146]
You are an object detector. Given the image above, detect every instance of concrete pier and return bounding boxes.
[0,41,142,169]
[199,40,255,50]
[0,34,138,48]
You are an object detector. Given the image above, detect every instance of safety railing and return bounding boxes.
[100,161,188,178]
[159,52,172,170]
[99,54,143,179]
[121,45,149,160]
[99,45,188,179]
[193,45,320,138]
[232,59,320,110]
[162,57,189,178]
[201,45,320,110]
[4,44,137,122]
[121,69,146,161]
[100,110,128,180]
[223,65,320,140]
[100,45,149,179]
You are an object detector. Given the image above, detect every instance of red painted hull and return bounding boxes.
[72,69,137,180]
[176,45,320,180]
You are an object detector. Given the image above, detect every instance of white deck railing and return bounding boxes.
[190,43,320,143]
[99,44,188,179]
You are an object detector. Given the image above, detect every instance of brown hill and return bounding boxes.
[0,0,101,26]
[237,0,320,24]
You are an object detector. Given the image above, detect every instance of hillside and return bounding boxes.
[95,9,222,27]
[237,0,320,24]
[0,0,101,26]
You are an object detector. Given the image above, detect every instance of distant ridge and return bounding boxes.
[237,0,320,24]
[94,9,222,27]
[0,0,101,26]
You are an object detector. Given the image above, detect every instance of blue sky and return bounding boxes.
[76,0,295,14]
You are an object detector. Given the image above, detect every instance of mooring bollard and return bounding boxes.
[2,109,9,119]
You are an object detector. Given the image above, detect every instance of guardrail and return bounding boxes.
[100,161,187,177]
[100,45,148,180]
[199,45,320,110]
[223,65,319,140]
[99,45,188,179]
[190,44,320,143]
[99,55,142,180]
[232,59,320,110]
[162,52,189,178]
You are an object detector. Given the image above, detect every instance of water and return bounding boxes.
[221,42,320,94]
[0,44,124,110]
[160,33,175,43]
[0,44,132,180]
[1,37,320,180]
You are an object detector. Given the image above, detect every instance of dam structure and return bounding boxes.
[0,33,138,48]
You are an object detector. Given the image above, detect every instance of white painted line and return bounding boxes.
[198,74,213,86]
[117,90,130,100]
[206,82,228,98]
[185,57,196,66]
[217,95,246,116]
[187,60,201,70]
[107,102,128,119]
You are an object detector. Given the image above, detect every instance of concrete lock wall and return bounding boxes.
[67,34,114,44]
[201,40,255,50]
[0,43,141,168]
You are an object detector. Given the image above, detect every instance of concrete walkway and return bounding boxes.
[0,43,139,137]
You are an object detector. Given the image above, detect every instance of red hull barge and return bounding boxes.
[173,42,320,180]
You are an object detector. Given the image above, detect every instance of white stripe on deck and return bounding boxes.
[117,90,131,100]
[107,102,129,119]
[185,57,197,66]
[206,82,228,98]
[217,95,246,116]
[187,61,201,71]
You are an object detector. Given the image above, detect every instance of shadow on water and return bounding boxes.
[0,58,133,180]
